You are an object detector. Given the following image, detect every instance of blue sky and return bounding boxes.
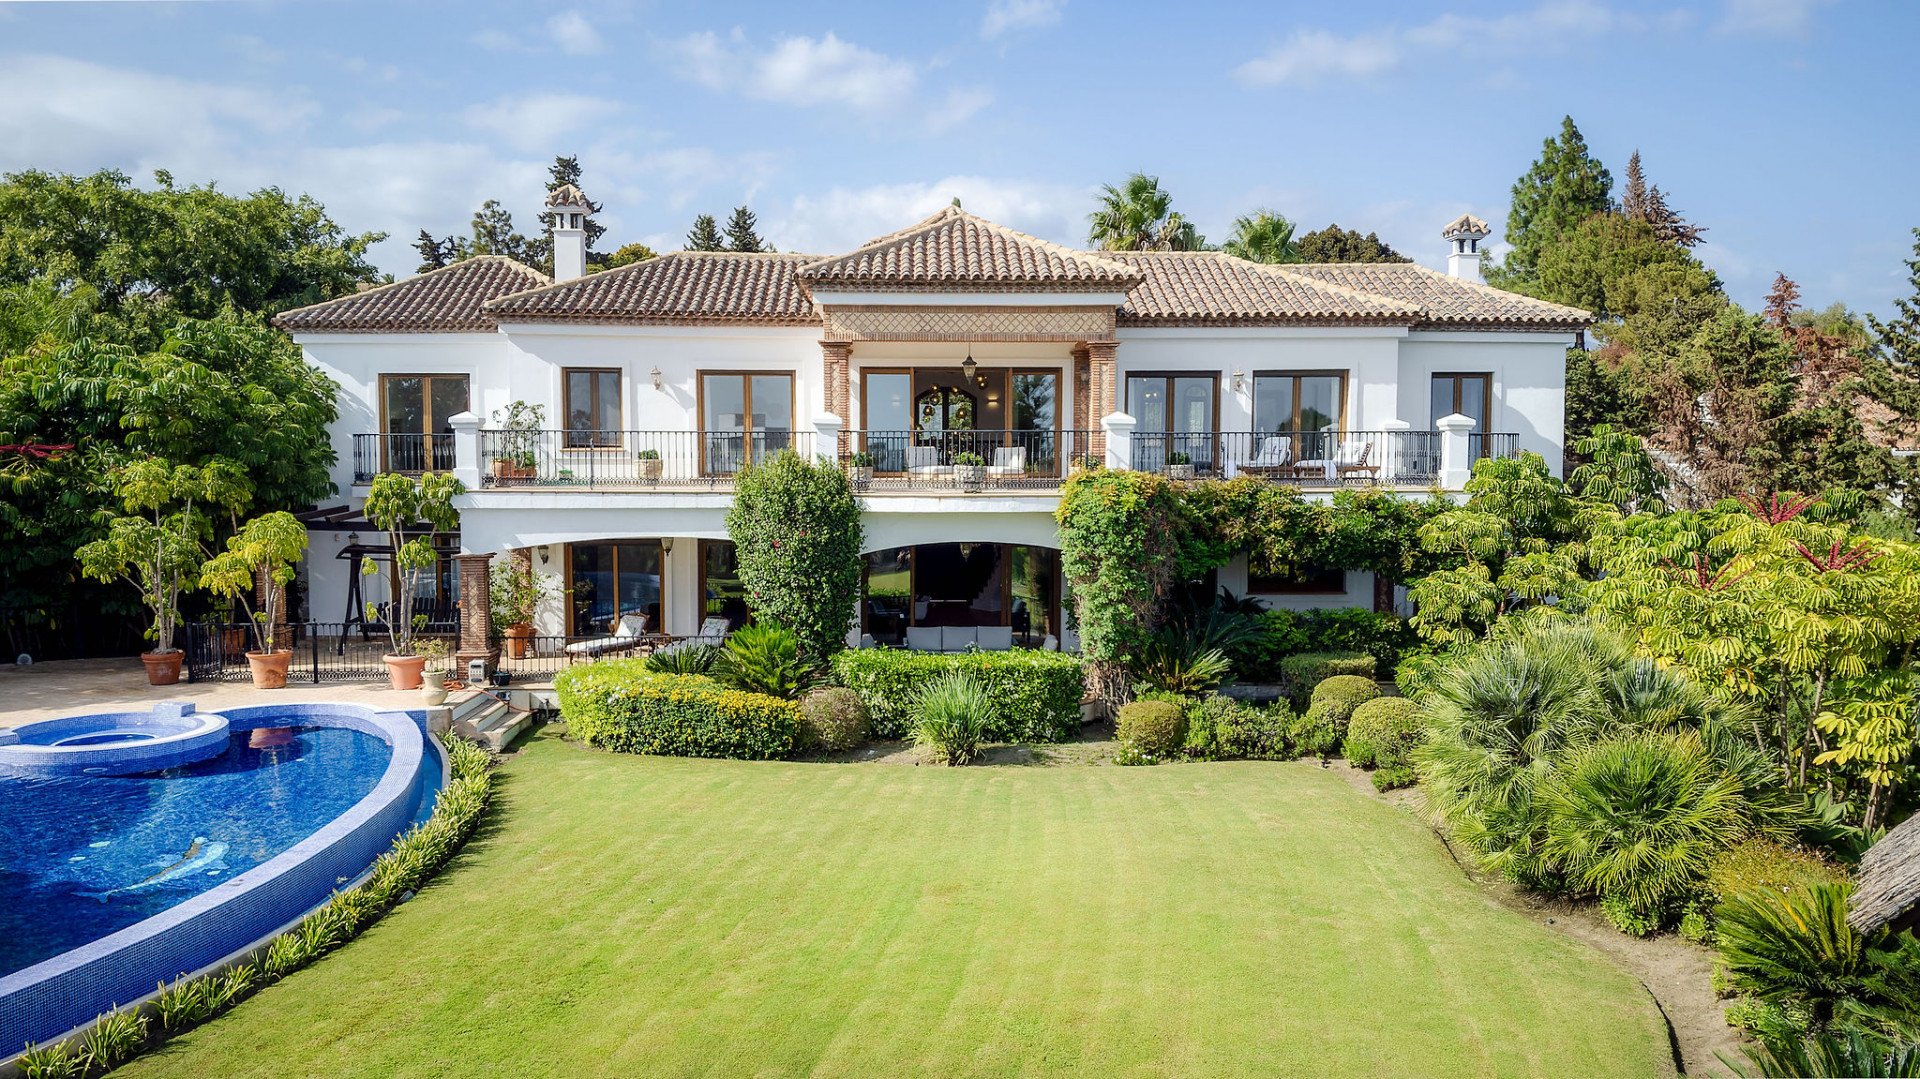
[1,0,1914,315]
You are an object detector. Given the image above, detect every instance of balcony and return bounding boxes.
[354,424,1520,493]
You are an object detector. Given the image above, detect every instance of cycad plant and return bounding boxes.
[1726,1029,1920,1079]
[645,642,718,676]
[1717,883,1874,1028]
[711,622,818,700]
[913,671,992,765]
[1127,628,1234,697]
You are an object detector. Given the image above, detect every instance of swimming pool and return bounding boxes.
[0,703,437,1056]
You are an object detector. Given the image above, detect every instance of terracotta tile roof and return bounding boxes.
[796,206,1141,292]
[1442,214,1491,237]
[273,256,550,334]
[1282,262,1591,330]
[483,251,821,325]
[1109,252,1423,325]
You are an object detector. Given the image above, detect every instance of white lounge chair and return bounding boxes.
[987,446,1027,478]
[652,616,732,660]
[907,444,952,477]
[564,613,650,661]
[1237,436,1294,479]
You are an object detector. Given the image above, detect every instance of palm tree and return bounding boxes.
[1223,210,1300,263]
[1087,173,1205,251]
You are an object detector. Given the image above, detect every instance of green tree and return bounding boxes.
[1488,116,1614,289]
[724,450,864,664]
[1222,210,1300,263]
[360,471,463,658]
[0,168,384,351]
[724,206,770,253]
[1620,150,1705,249]
[543,154,607,260]
[1866,230,1920,529]
[467,199,548,269]
[199,510,308,654]
[685,214,724,252]
[74,459,247,654]
[592,243,658,272]
[1087,173,1204,251]
[1294,224,1410,263]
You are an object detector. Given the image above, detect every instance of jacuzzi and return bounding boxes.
[0,703,231,777]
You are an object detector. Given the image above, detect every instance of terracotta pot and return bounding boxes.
[141,650,183,685]
[505,622,535,659]
[246,650,292,689]
[383,653,428,690]
[847,465,874,487]
[420,669,448,706]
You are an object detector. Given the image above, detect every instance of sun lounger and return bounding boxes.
[564,613,651,661]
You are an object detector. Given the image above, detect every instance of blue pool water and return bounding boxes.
[0,726,392,978]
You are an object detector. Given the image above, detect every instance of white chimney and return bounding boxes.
[1441,214,1491,283]
[546,184,592,281]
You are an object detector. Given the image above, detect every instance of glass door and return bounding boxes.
[701,373,794,474]
[1431,373,1491,456]
[381,374,468,472]
[1127,374,1216,472]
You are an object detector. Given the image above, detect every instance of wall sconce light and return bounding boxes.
[651,366,663,391]
[1232,370,1245,392]
[537,544,551,565]
[660,537,674,555]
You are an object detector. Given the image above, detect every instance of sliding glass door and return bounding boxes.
[1127,373,1216,472]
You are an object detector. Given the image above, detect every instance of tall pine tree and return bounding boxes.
[1866,229,1920,526]
[685,214,724,252]
[1489,117,1613,288]
[724,206,770,252]
[1620,150,1704,249]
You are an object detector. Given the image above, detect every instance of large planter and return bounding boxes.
[420,669,448,707]
[246,650,293,689]
[847,465,874,488]
[490,460,536,484]
[504,622,535,659]
[638,457,664,483]
[1167,463,1195,481]
[955,464,986,490]
[141,650,183,686]
[383,653,428,691]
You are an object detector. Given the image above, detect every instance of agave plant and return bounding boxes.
[711,622,819,700]
[913,671,992,765]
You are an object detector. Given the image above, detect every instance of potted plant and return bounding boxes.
[200,510,308,689]
[953,451,986,490]
[1167,450,1195,481]
[490,401,544,483]
[846,451,875,488]
[75,459,218,685]
[416,637,451,706]
[636,447,663,483]
[490,563,561,659]
[362,470,464,690]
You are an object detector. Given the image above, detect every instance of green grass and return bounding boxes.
[119,730,1673,1078]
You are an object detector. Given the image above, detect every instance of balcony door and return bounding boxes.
[1431,373,1491,456]
[380,374,468,473]
[1127,373,1216,472]
[1253,371,1344,462]
[859,368,1061,475]
[700,372,793,474]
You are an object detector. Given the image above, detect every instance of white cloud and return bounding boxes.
[1717,0,1836,36]
[926,86,994,132]
[766,176,1090,255]
[1234,1,1646,88]
[672,30,918,111]
[461,92,623,153]
[546,11,604,55]
[983,0,1065,39]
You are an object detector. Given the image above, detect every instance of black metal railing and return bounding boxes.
[182,621,459,683]
[1196,430,1517,487]
[477,429,811,488]
[836,429,1098,491]
[352,433,455,483]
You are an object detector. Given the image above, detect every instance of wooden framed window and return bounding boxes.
[566,540,661,636]
[1252,371,1347,433]
[1247,563,1347,595]
[563,368,621,448]
[1126,372,1218,472]
[699,371,795,473]
[379,374,469,472]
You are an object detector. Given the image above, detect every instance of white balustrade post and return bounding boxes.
[448,411,482,489]
[1101,412,1136,472]
[1436,413,1475,491]
[811,413,844,466]
[1379,419,1409,485]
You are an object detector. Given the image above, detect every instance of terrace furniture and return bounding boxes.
[987,446,1027,478]
[905,625,1016,653]
[650,616,732,661]
[564,613,651,662]
[906,444,953,478]
[1235,436,1294,479]
[1333,440,1377,481]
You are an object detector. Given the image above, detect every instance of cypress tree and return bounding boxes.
[1490,116,1613,287]
[685,214,724,252]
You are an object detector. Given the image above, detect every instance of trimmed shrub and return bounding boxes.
[555,659,800,759]
[1117,700,1187,757]
[725,449,864,663]
[1216,702,1292,761]
[1279,651,1375,706]
[1289,698,1347,759]
[1345,697,1422,770]
[1371,764,1417,792]
[1181,694,1241,760]
[1311,674,1381,717]
[914,671,991,765]
[831,648,1085,743]
[798,687,869,752]
[1223,608,1417,683]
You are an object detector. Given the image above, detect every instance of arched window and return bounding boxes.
[914,385,976,432]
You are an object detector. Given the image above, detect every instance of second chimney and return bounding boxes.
[1441,214,1490,283]
[546,184,592,281]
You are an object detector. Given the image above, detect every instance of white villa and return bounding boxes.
[274,187,1588,667]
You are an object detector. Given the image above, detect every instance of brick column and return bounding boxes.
[1071,346,1091,440]
[455,553,496,674]
[1086,340,1118,458]
[253,566,290,654]
[820,340,853,455]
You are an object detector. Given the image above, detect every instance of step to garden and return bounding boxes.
[446,690,533,751]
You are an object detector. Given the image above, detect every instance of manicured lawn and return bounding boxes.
[121,730,1673,1078]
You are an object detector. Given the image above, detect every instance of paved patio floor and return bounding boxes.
[0,658,424,727]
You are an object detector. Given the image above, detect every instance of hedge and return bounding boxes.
[554,659,800,759]
[1117,700,1186,756]
[831,648,1086,743]
[1346,697,1423,773]
[1225,608,1418,683]
[1279,651,1375,707]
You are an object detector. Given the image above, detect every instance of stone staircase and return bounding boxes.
[445,688,534,751]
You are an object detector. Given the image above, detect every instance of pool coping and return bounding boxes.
[0,703,433,1059]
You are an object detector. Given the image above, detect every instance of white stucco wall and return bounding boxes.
[1397,331,1572,476]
